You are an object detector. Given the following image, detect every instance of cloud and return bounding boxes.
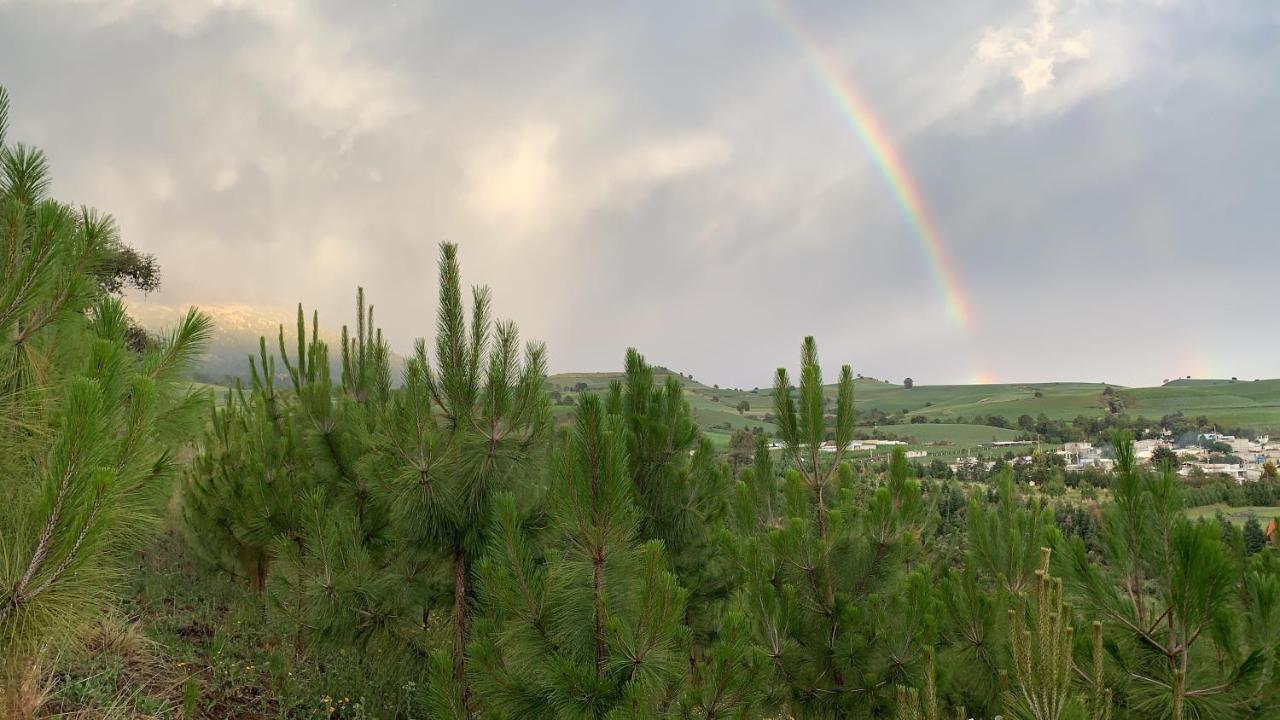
[2,0,1277,387]
[975,0,1092,95]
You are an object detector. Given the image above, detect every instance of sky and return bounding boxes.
[1,0,1277,388]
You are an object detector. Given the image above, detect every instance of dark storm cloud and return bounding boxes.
[0,0,1276,386]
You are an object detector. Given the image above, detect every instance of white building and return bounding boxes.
[1180,462,1246,482]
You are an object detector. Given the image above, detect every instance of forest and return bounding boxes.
[3,85,1280,720]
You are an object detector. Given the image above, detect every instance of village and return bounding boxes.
[777,432,1280,483]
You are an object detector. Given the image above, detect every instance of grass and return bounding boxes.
[1184,503,1280,527]
[35,532,423,719]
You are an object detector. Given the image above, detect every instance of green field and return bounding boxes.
[1185,503,1280,527]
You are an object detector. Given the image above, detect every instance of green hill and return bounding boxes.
[147,307,1280,446]
[547,373,1280,447]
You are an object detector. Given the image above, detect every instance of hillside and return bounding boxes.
[139,308,1280,446]
[547,372,1280,447]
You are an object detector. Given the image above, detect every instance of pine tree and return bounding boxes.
[932,473,1060,714]
[466,394,688,718]
[734,435,779,530]
[1000,549,1110,720]
[968,471,1055,597]
[1243,516,1266,556]
[606,351,736,657]
[731,337,932,718]
[183,333,311,590]
[1055,433,1280,718]
[0,86,211,714]
[261,245,552,711]
[897,549,1111,720]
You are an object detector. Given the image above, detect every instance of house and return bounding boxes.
[948,457,995,473]
[1134,439,1172,463]
[1228,437,1262,455]
[1060,442,1106,470]
[1180,462,1246,482]
[905,450,927,459]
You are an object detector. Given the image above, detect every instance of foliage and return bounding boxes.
[1054,433,1280,719]
[467,395,688,718]
[729,337,932,718]
[0,85,211,714]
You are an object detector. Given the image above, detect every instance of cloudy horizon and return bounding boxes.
[2,0,1276,388]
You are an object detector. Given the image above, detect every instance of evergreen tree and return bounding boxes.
[606,351,735,651]
[731,337,932,718]
[1243,516,1266,556]
[183,333,312,590]
[182,243,552,714]
[466,394,688,718]
[379,245,553,711]
[968,472,1055,597]
[1055,433,1280,718]
[1000,549,1110,720]
[897,549,1111,720]
[0,86,211,714]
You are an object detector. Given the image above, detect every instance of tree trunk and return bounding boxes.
[242,549,268,593]
[593,547,607,675]
[452,548,472,716]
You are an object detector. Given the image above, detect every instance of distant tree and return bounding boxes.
[1244,516,1266,555]
[728,427,756,472]
[903,377,914,389]
[1203,440,1232,454]
[736,399,750,414]
[1151,445,1180,469]
[573,381,588,392]
[1264,460,1278,479]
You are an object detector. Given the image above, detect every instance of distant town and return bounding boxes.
[782,431,1280,483]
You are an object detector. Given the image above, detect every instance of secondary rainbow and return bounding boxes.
[765,0,972,330]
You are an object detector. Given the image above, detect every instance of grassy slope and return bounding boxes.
[1185,503,1280,527]
[549,372,1280,445]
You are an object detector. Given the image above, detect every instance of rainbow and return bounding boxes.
[764,0,972,330]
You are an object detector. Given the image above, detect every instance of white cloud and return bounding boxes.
[211,166,238,192]
[463,122,561,230]
[975,0,1092,96]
